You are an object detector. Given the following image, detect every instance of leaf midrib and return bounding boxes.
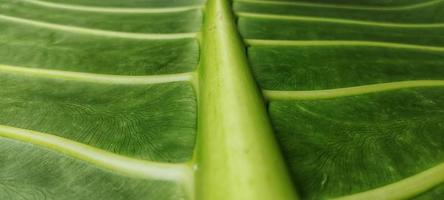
[194,0,297,199]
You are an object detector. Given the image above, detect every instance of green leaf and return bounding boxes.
[0,0,443,200]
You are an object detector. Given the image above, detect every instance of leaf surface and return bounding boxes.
[236,0,444,199]
[1,0,443,199]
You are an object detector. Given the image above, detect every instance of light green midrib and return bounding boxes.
[236,0,444,11]
[238,12,444,28]
[331,163,444,200]
[195,0,298,199]
[263,80,444,100]
[0,64,195,85]
[0,124,192,182]
[246,40,444,52]
[23,0,203,13]
[0,14,197,39]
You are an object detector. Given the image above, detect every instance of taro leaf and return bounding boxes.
[0,0,443,200]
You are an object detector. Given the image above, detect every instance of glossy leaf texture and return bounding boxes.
[235,0,444,199]
[1,0,444,200]
[0,0,201,199]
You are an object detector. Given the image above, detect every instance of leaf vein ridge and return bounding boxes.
[23,0,203,14]
[264,80,444,100]
[332,162,444,200]
[238,12,444,28]
[0,64,194,85]
[0,14,197,39]
[0,124,192,182]
[236,0,444,11]
[246,40,444,51]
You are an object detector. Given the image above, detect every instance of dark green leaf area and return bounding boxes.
[239,18,444,46]
[269,88,444,199]
[414,184,444,200]
[0,138,186,200]
[0,73,197,162]
[0,21,198,75]
[249,46,444,90]
[234,2,444,23]
[0,0,202,34]
[42,0,205,7]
